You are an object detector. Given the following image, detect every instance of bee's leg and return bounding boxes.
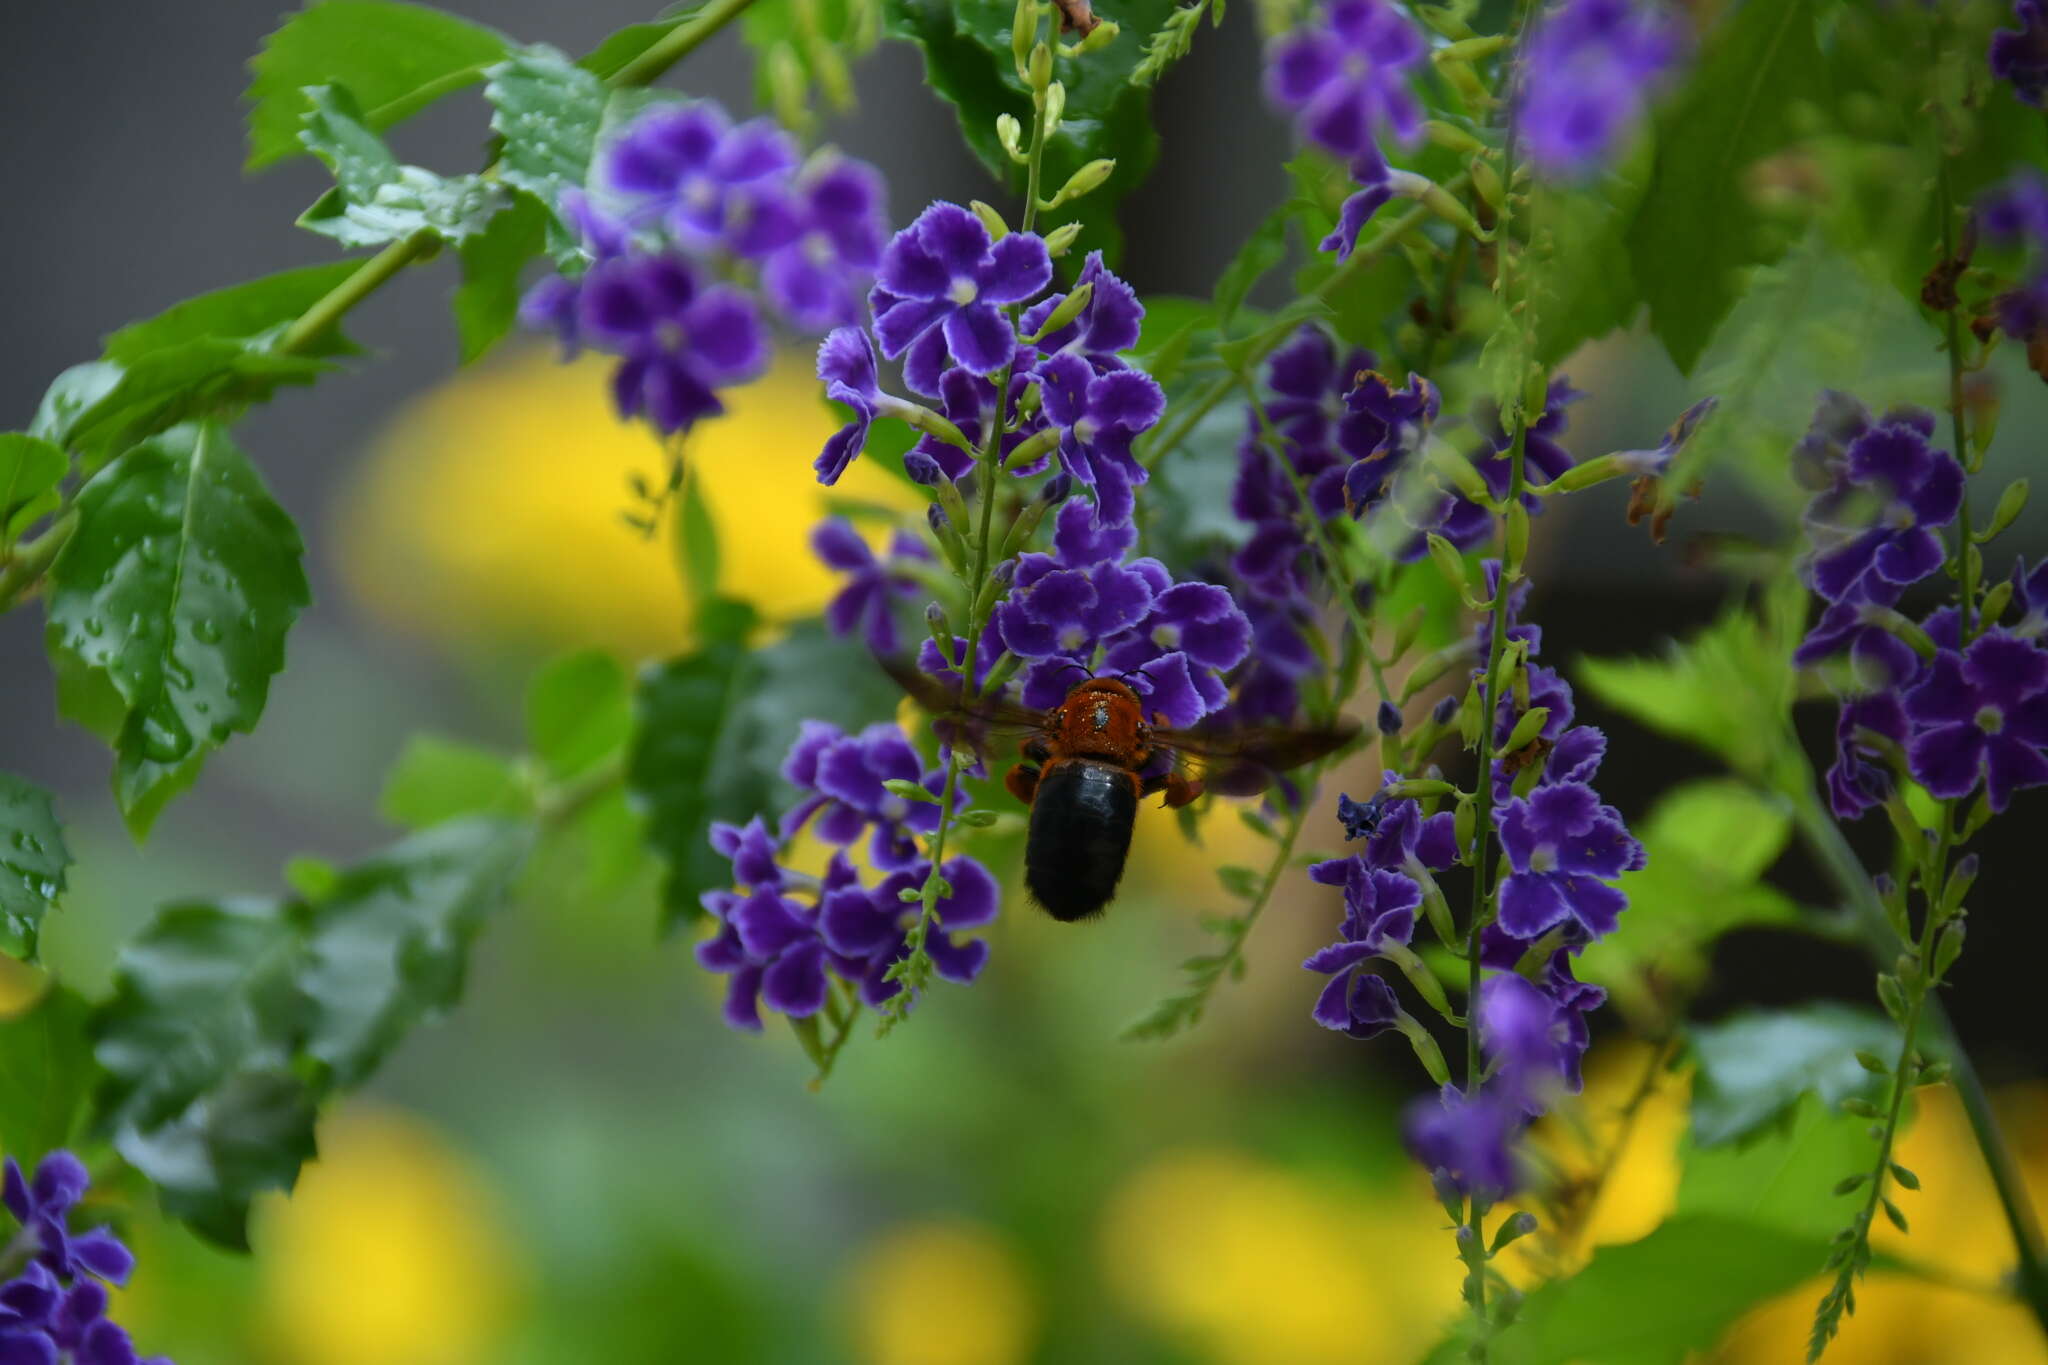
[1139,769,1204,808]
[1005,763,1041,805]
[1022,735,1053,764]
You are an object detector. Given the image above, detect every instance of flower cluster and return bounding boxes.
[1791,392,2048,817]
[1977,170,2048,370]
[1304,570,1640,1199]
[0,1152,169,1365]
[1517,0,1684,178]
[520,99,890,434]
[1992,0,2048,109]
[698,722,998,1029]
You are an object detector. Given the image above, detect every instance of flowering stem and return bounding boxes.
[1935,154,1977,640]
[607,0,765,87]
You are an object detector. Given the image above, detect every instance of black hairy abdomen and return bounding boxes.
[1025,759,1138,921]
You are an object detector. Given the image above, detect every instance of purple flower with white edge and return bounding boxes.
[573,250,767,434]
[821,857,1000,1008]
[1036,352,1165,527]
[1518,0,1684,177]
[1802,412,1963,603]
[1477,972,1572,1107]
[814,520,929,655]
[1101,580,1254,683]
[871,203,1053,395]
[1794,575,1922,692]
[761,152,890,331]
[1792,389,1875,490]
[780,721,955,869]
[1338,369,1440,514]
[2010,557,2048,638]
[1826,690,1910,821]
[815,326,921,484]
[1359,793,1458,876]
[1018,252,1144,372]
[606,103,799,248]
[1303,859,1421,1035]
[1317,143,1436,261]
[911,366,1040,482]
[1,1156,132,1289]
[1495,782,1644,940]
[1482,377,1585,504]
[1993,0,2048,108]
[1903,632,2048,812]
[1403,1085,1524,1199]
[1265,0,1426,164]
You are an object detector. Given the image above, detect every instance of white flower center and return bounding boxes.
[1976,704,2005,735]
[1058,625,1087,652]
[882,795,911,822]
[1530,843,1559,875]
[1152,623,1182,649]
[656,321,689,353]
[685,177,718,210]
[1074,415,1101,445]
[948,277,980,306]
[803,230,836,267]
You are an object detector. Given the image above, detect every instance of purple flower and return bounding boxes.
[1611,395,1719,476]
[1803,413,1963,603]
[821,856,999,1008]
[780,721,955,869]
[1231,597,1319,723]
[2011,557,2048,638]
[813,520,929,654]
[1482,377,1585,504]
[606,103,800,249]
[1477,973,1572,1104]
[1495,782,1643,940]
[908,366,1039,482]
[761,152,890,331]
[1403,1085,1524,1199]
[1978,170,2048,247]
[572,251,768,434]
[871,203,1053,394]
[1360,795,1458,876]
[709,815,785,889]
[1338,370,1440,514]
[1303,860,1421,1035]
[814,326,907,485]
[1036,352,1165,527]
[1320,144,1398,261]
[1992,0,2048,108]
[1996,272,2048,342]
[1265,0,1426,165]
[1101,581,1254,682]
[996,555,1158,665]
[699,852,862,1031]
[1518,0,1684,177]
[1792,389,1875,490]
[1793,576,1922,691]
[1018,252,1144,371]
[1,1157,132,1288]
[1903,633,2048,812]
[1826,690,1909,821]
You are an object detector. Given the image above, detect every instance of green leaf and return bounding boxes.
[1689,1004,1908,1147]
[378,736,531,829]
[0,984,96,1160]
[1213,205,1290,327]
[880,0,1181,264]
[94,817,534,1247]
[103,263,364,366]
[579,17,689,79]
[92,895,318,1249]
[45,422,310,839]
[245,0,512,171]
[486,46,613,245]
[1677,1093,1878,1242]
[1463,1216,1825,1365]
[297,84,506,248]
[1572,574,1809,789]
[299,819,532,1085]
[0,774,71,960]
[1577,780,1798,1011]
[29,363,125,450]
[632,609,904,931]
[1625,0,1827,372]
[452,191,548,363]
[526,649,631,781]
[58,342,332,469]
[1530,132,1652,365]
[0,435,68,548]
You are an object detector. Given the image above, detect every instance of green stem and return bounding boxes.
[0,513,76,613]
[278,228,439,355]
[608,0,765,87]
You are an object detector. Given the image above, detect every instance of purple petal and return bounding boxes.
[1497,871,1573,938]
[1305,940,1376,975]
[66,1230,133,1287]
[1907,722,1986,800]
[1089,370,1167,432]
[1872,528,1944,587]
[1986,735,2048,812]
[723,964,765,1031]
[980,233,1055,304]
[0,1330,56,1365]
[1266,30,1340,109]
[916,202,994,276]
[733,888,811,958]
[935,857,1000,929]
[811,518,875,572]
[873,292,953,357]
[679,287,767,382]
[761,940,830,1018]
[927,931,990,984]
[817,326,879,394]
[944,303,1016,375]
[1904,651,1976,727]
[29,1153,87,1213]
[1965,632,2048,708]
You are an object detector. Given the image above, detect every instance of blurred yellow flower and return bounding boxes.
[1100,1147,1459,1364]
[838,1220,1036,1365]
[252,1102,524,1365]
[335,346,919,659]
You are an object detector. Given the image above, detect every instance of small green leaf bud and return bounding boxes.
[1979,577,2014,626]
[970,200,1011,240]
[1027,280,1094,342]
[1469,155,1505,210]
[1030,39,1053,90]
[883,778,940,804]
[1053,157,1115,207]
[1426,533,1469,598]
[1931,917,1966,981]
[1491,1212,1538,1254]
[1978,477,2030,543]
[1855,1050,1889,1075]
[1505,500,1530,569]
[1503,707,1550,754]
[1043,79,1067,131]
[1833,1173,1869,1196]
[996,113,1028,164]
[1890,1162,1920,1191]
[1012,0,1039,79]
[958,809,1000,827]
[1042,221,1083,256]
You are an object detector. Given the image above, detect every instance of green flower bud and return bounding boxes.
[996,113,1028,164]
[1012,0,1040,79]
[970,199,1011,240]
[1042,221,1083,255]
[1977,477,2029,543]
[1026,280,1094,342]
[1030,39,1053,91]
[1053,157,1115,207]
